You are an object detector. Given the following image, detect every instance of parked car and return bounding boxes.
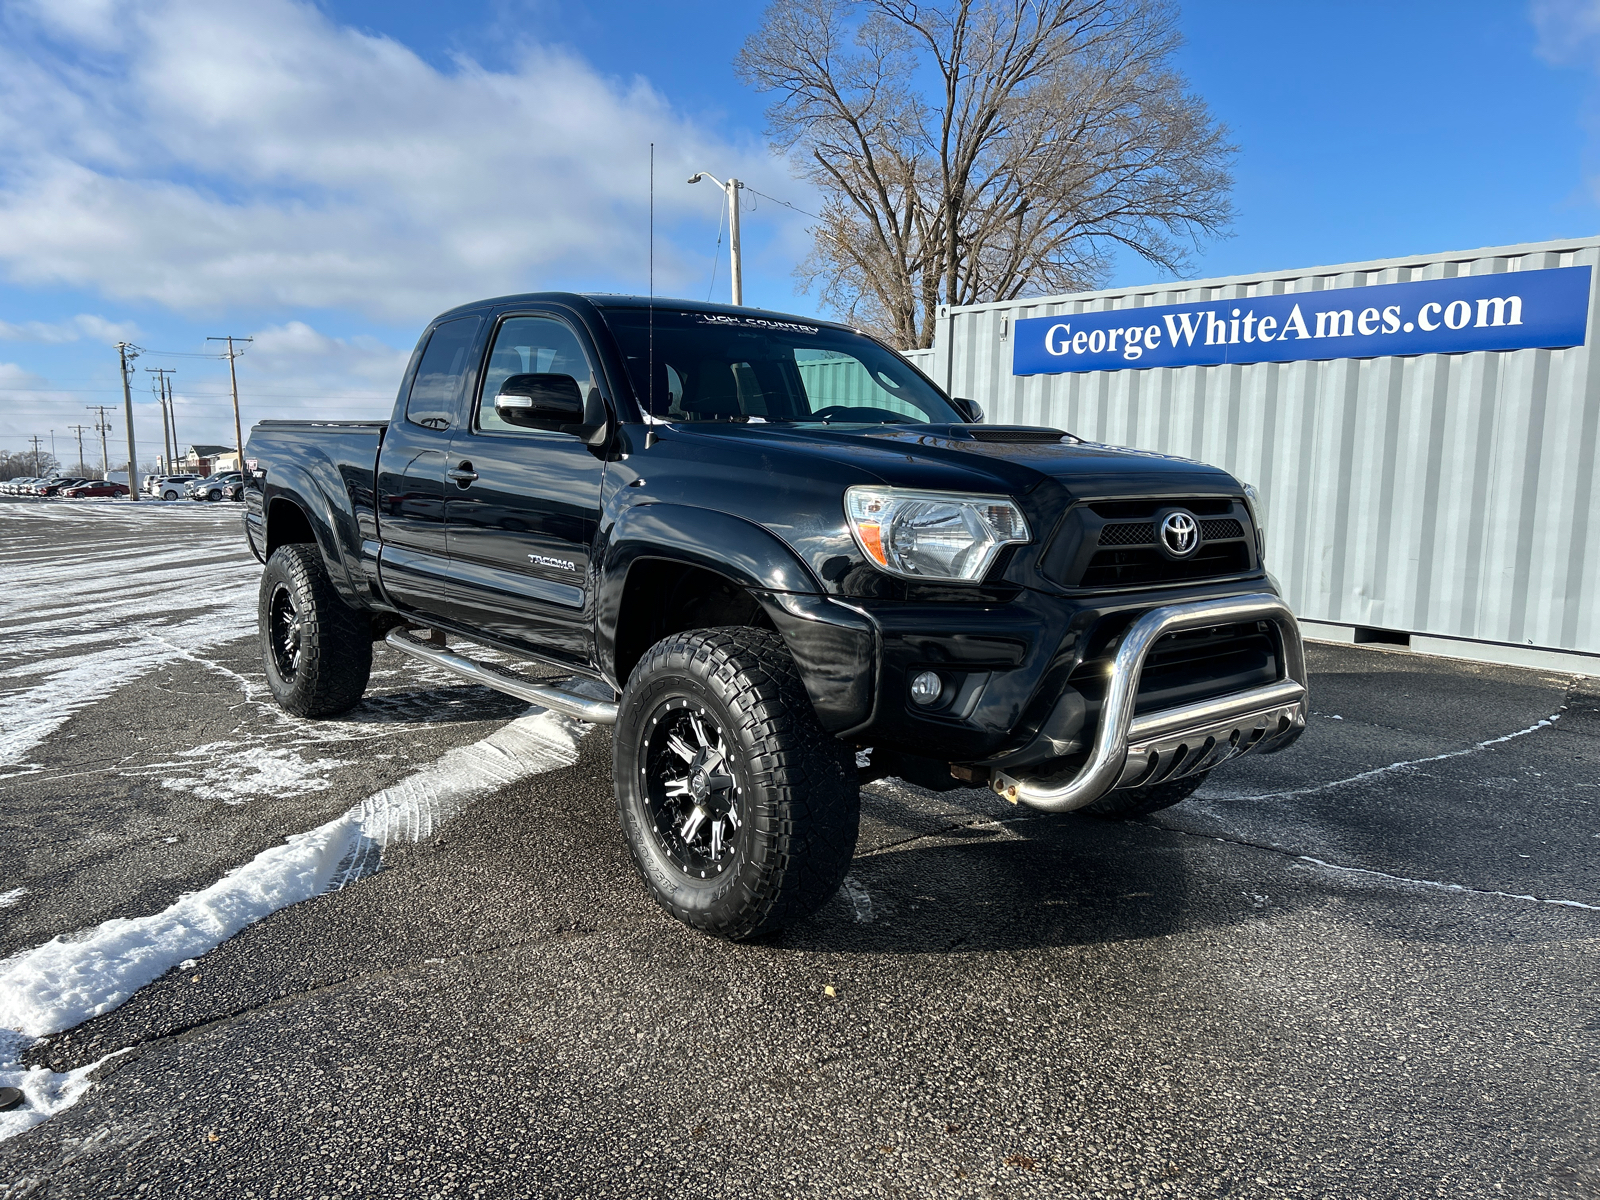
[194,472,243,502]
[141,474,160,495]
[35,477,87,496]
[153,474,199,500]
[3,476,38,495]
[221,478,247,502]
[61,480,128,498]
[244,291,1307,941]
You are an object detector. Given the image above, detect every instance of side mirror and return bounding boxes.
[494,373,585,429]
[953,396,984,423]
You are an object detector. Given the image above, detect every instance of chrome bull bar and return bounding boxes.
[991,592,1307,812]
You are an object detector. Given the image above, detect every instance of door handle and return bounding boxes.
[447,462,477,487]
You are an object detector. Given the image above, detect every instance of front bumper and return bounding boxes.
[990,592,1306,811]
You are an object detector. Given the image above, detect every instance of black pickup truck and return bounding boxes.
[243,293,1306,939]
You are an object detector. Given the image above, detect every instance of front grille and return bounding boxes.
[1200,518,1243,540]
[1099,521,1156,546]
[1080,543,1253,588]
[1041,496,1259,589]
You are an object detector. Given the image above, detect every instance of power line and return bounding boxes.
[742,185,821,221]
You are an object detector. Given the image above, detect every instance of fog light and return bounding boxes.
[909,671,943,706]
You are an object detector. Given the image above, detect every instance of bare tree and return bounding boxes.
[737,0,1235,348]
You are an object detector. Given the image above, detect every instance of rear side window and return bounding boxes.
[405,316,481,430]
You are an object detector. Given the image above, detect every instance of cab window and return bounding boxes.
[476,315,597,434]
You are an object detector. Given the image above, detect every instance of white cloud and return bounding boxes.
[1532,0,1600,64]
[0,0,812,324]
[0,314,139,343]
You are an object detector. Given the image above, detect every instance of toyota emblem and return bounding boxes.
[1159,511,1199,558]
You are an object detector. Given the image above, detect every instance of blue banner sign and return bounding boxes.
[1012,264,1592,375]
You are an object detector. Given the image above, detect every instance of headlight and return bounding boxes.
[1241,482,1266,561]
[844,486,1030,582]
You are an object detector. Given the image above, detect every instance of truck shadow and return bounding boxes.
[777,813,1214,954]
[337,684,533,726]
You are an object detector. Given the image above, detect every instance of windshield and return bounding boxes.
[602,309,963,425]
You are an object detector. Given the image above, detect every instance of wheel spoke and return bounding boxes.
[680,805,707,842]
[662,777,692,798]
[710,818,724,859]
[667,734,697,763]
[688,713,710,749]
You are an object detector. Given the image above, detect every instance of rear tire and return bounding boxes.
[258,543,372,717]
[1079,770,1209,820]
[614,628,858,941]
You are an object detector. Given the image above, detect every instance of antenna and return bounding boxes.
[649,141,655,416]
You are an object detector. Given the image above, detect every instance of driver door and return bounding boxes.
[436,311,607,666]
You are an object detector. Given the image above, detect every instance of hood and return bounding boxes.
[662,421,1242,502]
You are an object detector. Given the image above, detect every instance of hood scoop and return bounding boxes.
[965,426,1075,444]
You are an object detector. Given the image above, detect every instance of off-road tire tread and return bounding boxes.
[615,628,858,941]
[259,543,372,718]
[1080,769,1210,820]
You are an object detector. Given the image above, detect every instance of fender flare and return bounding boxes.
[261,464,365,605]
[597,501,820,671]
[598,504,878,733]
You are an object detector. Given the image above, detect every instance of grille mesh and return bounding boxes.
[1099,522,1156,547]
[1200,518,1245,540]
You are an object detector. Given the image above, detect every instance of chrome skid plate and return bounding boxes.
[1116,698,1306,791]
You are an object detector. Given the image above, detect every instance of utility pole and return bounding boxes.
[116,342,141,500]
[147,368,176,473]
[68,424,89,476]
[207,336,252,472]
[28,436,44,476]
[86,405,113,477]
[687,171,744,305]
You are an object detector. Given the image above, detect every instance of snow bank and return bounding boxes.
[0,709,586,1044]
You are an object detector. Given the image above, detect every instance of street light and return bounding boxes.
[688,171,743,306]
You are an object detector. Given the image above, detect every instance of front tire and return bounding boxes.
[1079,770,1210,820]
[614,628,858,941]
[258,543,372,717]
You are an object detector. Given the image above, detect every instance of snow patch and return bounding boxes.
[160,744,346,805]
[0,708,587,1046]
[1294,856,1600,912]
[0,889,26,909]
[0,1030,130,1144]
[842,875,874,924]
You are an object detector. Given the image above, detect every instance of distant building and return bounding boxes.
[181,444,233,477]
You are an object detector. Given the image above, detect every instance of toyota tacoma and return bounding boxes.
[242,294,1306,939]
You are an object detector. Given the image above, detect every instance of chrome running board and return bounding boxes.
[991,592,1307,812]
[385,628,618,725]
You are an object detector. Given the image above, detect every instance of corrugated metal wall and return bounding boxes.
[920,235,1600,656]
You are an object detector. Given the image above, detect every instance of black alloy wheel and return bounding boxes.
[267,582,305,683]
[640,699,744,879]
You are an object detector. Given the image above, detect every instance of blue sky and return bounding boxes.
[1,0,1597,466]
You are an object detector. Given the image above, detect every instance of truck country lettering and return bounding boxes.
[1012,263,1591,374]
[244,293,1308,941]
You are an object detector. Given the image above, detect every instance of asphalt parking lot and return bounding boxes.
[1,497,1596,1200]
